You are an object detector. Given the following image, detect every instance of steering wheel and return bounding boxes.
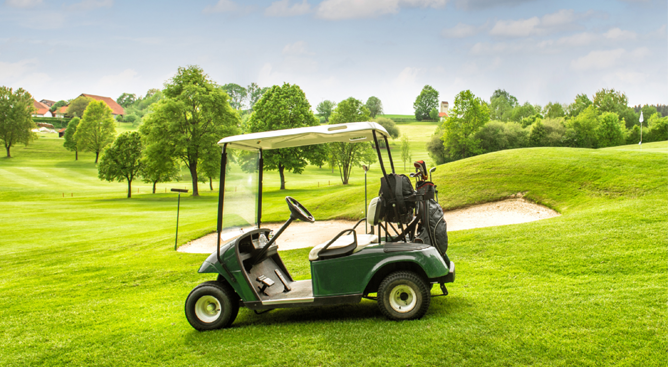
[285,196,315,223]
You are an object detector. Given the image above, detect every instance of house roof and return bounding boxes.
[218,122,391,151]
[33,100,50,115]
[56,106,68,114]
[438,112,448,117]
[58,128,66,133]
[40,99,56,107]
[80,93,125,115]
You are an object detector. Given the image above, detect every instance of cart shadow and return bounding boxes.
[183,295,470,342]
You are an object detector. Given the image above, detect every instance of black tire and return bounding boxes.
[185,281,239,331]
[377,271,430,321]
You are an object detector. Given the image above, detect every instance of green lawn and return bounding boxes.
[0,135,666,366]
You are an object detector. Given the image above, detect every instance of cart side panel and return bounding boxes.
[198,244,259,302]
[311,246,449,297]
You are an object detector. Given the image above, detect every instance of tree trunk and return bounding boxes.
[95,151,100,164]
[75,149,78,161]
[152,181,157,194]
[189,163,199,196]
[209,177,213,191]
[5,145,10,158]
[127,180,132,198]
[279,164,286,190]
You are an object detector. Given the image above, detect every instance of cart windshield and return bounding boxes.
[220,149,259,241]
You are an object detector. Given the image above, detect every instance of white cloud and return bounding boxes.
[454,0,534,10]
[204,0,238,13]
[570,49,626,71]
[441,22,482,38]
[316,0,447,20]
[282,41,311,56]
[490,9,581,38]
[556,32,599,47]
[265,0,310,17]
[5,0,43,8]
[0,58,38,80]
[393,66,420,87]
[604,27,637,41]
[67,0,113,11]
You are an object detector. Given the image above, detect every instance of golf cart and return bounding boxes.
[185,122,455,331]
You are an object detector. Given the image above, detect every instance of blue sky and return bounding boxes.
[1,0,665,113]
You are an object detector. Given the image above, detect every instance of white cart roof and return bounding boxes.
[218,122,390,151]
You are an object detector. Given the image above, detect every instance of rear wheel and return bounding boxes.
[185,281,239,331]
[377,271,430,320]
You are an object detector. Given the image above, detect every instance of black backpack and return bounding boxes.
[378,173,416,224]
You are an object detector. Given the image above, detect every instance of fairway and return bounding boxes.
[0,135,666,366]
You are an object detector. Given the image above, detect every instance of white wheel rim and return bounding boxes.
[388,284,417,313]
[195,295,222,323]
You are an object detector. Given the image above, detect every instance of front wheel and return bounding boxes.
[377,271,430,320]
[185,281,239,331]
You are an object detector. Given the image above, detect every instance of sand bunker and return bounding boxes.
[177,197,559,254]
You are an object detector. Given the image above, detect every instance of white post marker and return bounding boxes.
[639,111,644,146]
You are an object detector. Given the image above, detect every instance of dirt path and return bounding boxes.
[177,198,559,254]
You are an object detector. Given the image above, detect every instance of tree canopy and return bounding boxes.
[74,100,116,163]
[141,142,180,194]
[141,65,239,196]
[441,90,490,160]
[329,97,376,184]
[63,117,80,160]
[247,83,325,190]
[221,83,247,110]
[66,96,92,118]
[116,93,137,108]
[365,96,383,118]
[373,117,399,139]
[489,89,518,121]
[98,131,144,198]
[316,100,336,122]
[247,82,268,112]
[0,86,37,158]
[413,85,439,121]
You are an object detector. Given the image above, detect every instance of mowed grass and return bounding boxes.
[0,134,666,366]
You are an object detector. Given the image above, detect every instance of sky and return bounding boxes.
[0,0,666,114]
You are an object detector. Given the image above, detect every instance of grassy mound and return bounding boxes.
[0,137,665,366]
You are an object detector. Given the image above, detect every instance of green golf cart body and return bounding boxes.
[185,122,455,331]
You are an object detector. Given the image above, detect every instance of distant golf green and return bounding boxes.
[0,132,665,366]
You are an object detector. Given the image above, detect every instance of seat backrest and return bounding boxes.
[367,197,382,226]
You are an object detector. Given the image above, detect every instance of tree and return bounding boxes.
[98,132,144,198]
[567,93,592,118]
[142,66,240,196]
[529,120,547,147]
[593,88,637,128]
[141,143,181,194]
[329,97,376,184]
[441,90,490,160]
[247,83,268,112]
[489,89,518,121]
[365,96,383,118]
[66,96,92,118]
[413,85,439,121]
[373,117,399,139]
[221,83,247,110]
[429,107,439,121]
[247,83,325,190]
[476,120,509,153]
[509,102,538,123]
[74,100,117,163]
[646,113,668,142]
[564,105,599,148]
[596,112,626,148]
[49,100,66,113]
[0,86,37,158]
[400,135,412,171]
[116,93,137,108]
[63,117,80,160]
[316,100,336,122]
[544,102,565,118]
[426,131,447,165]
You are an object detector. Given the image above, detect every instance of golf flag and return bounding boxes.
[640,111,644,123]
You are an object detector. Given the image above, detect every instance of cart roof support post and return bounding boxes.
[217,144,227,263]
[257,149,263,228]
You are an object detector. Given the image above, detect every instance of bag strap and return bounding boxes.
[394,174,407,214]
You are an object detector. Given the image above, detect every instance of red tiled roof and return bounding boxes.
[80,93,125,115]
[57,106,68,114]
[438,112,448,117]
[58,128,66,133]
[33,100,50,115]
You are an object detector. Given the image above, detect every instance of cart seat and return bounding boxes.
[309,234,378,261]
